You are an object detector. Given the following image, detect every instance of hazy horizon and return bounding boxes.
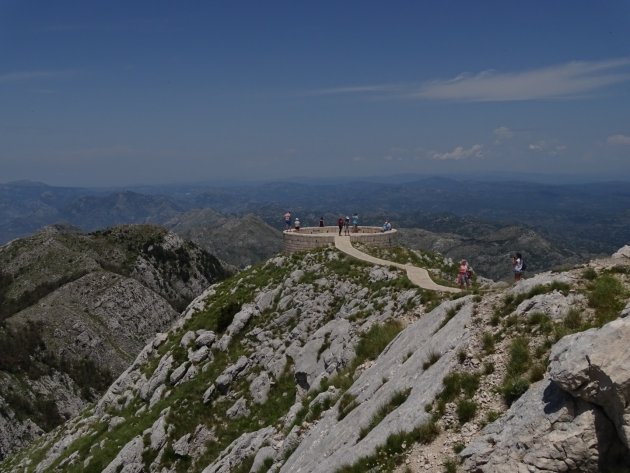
[2,1,630,187]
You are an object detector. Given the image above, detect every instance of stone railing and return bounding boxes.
[283,226,398,254]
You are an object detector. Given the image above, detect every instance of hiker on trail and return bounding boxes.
[512,253,524,281]
[344,216,350,235]
[283,211,291,231]
[352,213,359,232]
[457,259,471,289]
[319,217,325,227]
[337,217,344,236]
[294,217,300,231]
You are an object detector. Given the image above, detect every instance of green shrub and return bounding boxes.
[481,332,495,354]
[452,442,465,454]
[443,458,458,473]
[438,372,480,404]
[563,309,583,330]
[528,363,546,383]
[506,337,530,377]
[456,399,477,424]
[500,377,529,406]
[527,312,553,334]
[582,267,598,280]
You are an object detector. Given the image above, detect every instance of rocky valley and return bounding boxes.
[1,239,629,472]
[0,225,228,459]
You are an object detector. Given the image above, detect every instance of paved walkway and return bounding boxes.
[334,235,460,293]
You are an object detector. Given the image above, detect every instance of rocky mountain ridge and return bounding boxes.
[0,224,228,459]
[1,244,629,472]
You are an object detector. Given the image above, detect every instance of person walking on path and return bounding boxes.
[294,217,301,232]
[283,211,292,231]
[337,217,344,236]
[512,253,524,282]
[344,216,350,235]
[457,259,470,289]
[352,213,359,233]
[319,217,325,227]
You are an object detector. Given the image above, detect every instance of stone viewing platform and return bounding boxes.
[283,226,398,254]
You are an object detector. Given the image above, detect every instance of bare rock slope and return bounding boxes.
[2,245,630,473]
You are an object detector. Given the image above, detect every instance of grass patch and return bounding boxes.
[588,274,627,326]
[437,303,463,331]
[423,350,441,370]
[358,388,411,440]
[481,332,495,354]
[338,393,359,420]
[335,420,439,472]
[443,458,458,473]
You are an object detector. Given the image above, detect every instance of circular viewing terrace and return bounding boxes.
[283,226,398,254]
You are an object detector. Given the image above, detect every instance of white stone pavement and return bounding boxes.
[334,235,461,293]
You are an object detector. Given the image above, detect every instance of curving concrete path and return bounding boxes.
[334,235,460,293]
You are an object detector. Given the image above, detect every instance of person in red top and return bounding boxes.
[337,217,344,236]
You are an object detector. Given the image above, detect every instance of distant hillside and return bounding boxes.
[2,178,629,274]
[398,223,582,281]
[0,224,228,458]
[166,209,283,268]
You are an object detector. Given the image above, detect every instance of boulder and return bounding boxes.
[612,245,630,259]
[226,398,250,419]
[549,316,630,449]
[249,371,272,405]
[461,380,624,472]
[200,426,275,473]
[515,290,585,321]
[195,331,216,348]
[102,435,144,473]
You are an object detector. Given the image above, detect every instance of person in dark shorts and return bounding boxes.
[337,217,344,235]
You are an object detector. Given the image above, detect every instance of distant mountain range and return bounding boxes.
[1,178,629,276]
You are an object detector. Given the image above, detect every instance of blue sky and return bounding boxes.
[1,1,630,186]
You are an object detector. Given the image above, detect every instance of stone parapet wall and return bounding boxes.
[283,227,398,254]
[350,232,397,248]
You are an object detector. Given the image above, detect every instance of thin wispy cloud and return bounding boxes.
[306,84,400,96]
[430,144,484,161]
[416,58,630,101]
[528,141,567,155]
[493,126,515,142]
[607,134,630,145]
[311,58,630,102]
[0,70,76,85]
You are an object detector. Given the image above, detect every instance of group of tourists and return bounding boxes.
[336,213,359,235]
[456,252,527,290]
[283,211,361,235]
